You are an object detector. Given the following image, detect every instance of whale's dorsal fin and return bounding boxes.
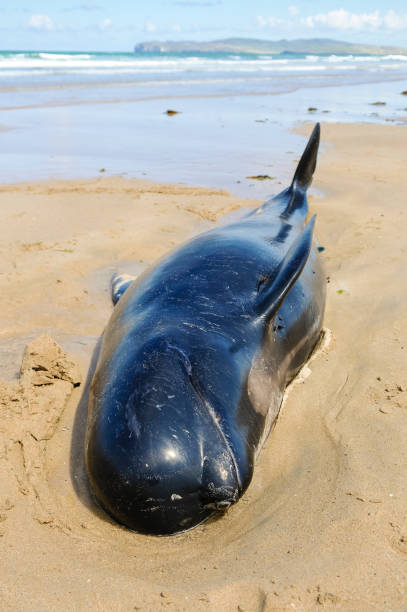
[279,123,320,222]
[111,273,137,305]
[255,215,315,319]
[291,122,320,192]
[246,123,320,223]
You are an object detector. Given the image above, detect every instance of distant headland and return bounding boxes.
[134,37,407,56]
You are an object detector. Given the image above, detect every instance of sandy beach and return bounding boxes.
[0,122,406,611]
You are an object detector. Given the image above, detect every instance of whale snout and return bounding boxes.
[86,416,241,535]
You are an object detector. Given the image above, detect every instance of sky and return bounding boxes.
[2,1,407,51]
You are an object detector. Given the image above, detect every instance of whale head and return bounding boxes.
[86,336,242,535]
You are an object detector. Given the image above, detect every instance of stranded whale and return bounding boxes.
[85,124,326,535]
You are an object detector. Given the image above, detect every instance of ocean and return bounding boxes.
[0,50,406,195]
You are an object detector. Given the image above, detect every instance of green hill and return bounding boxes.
[134,37,407,56]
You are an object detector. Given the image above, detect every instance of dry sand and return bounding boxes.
[0,123,406,611]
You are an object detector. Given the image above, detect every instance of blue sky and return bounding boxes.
[3,1,407,51]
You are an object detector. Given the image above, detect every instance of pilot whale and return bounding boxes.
[85,123,326,535]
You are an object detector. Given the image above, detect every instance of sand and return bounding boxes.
[0,123,406,611]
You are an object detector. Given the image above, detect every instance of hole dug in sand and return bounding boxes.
[0,334,81,534]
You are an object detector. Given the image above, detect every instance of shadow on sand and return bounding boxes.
[69,335,118,525]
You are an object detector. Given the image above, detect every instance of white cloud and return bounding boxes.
[288,6,299,17]
[303,9,407,31]
[99,18,112,30]
[383,10,407,30]
[257,15,284,28]
[145,21,157,33]
[28,14,54,31]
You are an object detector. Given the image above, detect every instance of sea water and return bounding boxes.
[0,50,406,196]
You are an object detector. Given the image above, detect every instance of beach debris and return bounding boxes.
[401,90,407,95]
[308,107,318,112]
[246,174,275,181]
[255,118,268,123]
[316,592,340,606]
[317,246,325,252]
[337,289,344,294]
[99,168,105,173]
[370,101,386,106]
[20,241,53,252]
[165,109,180,116]
[345,491,382,503]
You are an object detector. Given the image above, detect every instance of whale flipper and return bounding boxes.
[111,273,137,305]
[255,215,316,319]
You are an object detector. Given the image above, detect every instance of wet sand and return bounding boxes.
[0,123,406,611]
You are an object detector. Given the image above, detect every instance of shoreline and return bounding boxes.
[0,122,406,610]
[1,73,407,199]
[2,74,407,108]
